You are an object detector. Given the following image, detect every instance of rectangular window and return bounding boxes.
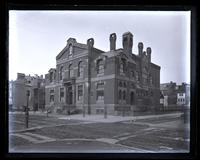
[97,59,104,75]
[50,89,54,102]
[97,82,104,89]
[78,67,84,78]
[78,85,83,101]
[60,88,64,102]
[69,70,74,78]
[96,82,104,101]
[97,90,104,100]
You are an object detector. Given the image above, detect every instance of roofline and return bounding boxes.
[150,63,161,69]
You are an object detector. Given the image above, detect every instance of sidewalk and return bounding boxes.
[9,111,183,123]
[58,112,183,123]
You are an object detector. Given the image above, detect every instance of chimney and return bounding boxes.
[17,73,25,80]
[138,42,143,56]
[109,33,116,50]
[87,38,94,49]
[147,47,151,61]
[122,32,133,54]
[67,38,77,45]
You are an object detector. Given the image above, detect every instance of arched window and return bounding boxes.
[78,61,83,77]
[97,59,104,75]
[69,44,73,58]
[69,64,74,78]
[123,90,126,100]
[120,58,126,74]
[59,66,63,80]
[119,90,122,100]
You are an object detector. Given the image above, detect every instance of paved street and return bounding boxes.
[9,112,189,153]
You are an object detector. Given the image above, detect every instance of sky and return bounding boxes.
[9,11,191,84]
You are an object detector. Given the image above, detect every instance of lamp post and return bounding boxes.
[104,105,107,119]
[122,105,125,117]
[25,90,30,128]
[83,104,85,117]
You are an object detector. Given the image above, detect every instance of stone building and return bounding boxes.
[45,32,161,115]
[12,73,45,111]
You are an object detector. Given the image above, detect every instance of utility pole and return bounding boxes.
[122,105,125,117]
[25,90,30,128]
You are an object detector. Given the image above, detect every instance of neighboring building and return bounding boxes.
[160,82,177,106]
[12,73,45,111]
[160,82,190,107]
[160,92,164,107]
[9,80,14,110]
[45,32,161,115]
[177,83,190,106]
[185,84,190,106]
[160,91,168,110]
[177,92,186,105]
[163,95,168,107]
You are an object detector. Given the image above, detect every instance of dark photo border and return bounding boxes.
[1,1,198,160]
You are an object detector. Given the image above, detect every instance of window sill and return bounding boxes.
[97,73,104,77]
[77,76,84,79]
[96,100,104,103]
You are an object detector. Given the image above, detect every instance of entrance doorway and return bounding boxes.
[130,91,135,105]
[66,85,73,105]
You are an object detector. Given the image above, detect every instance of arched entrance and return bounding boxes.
[130,91,135,105]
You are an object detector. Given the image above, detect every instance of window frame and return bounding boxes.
[97,59,104,75]
[59,87,64,102]
[69,64,74,78]
[77,85,83,101]
[50,89,54,103]
[96,82,104,101]
[78,61,84,78]
[59,66,63,81]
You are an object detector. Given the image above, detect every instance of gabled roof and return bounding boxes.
[56,42,88,60]
[150,62,161,69]
[48,68,56,72]
[56,41,104,60]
